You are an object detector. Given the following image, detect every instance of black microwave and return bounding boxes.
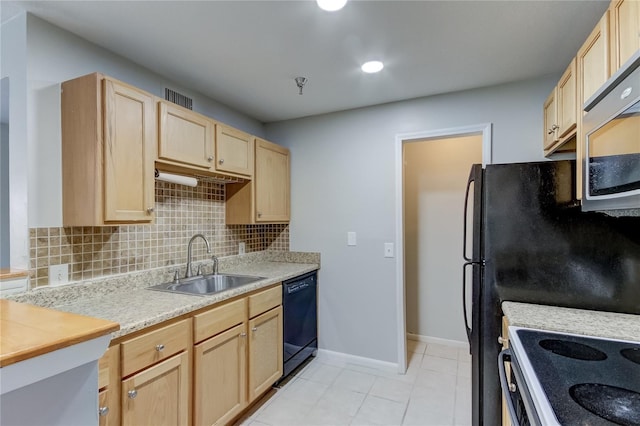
[582,51,640,212]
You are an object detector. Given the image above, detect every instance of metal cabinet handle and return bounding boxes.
[547,128,554,135]
[257,212,262,218]
[240,332,247,337]
[128,390,138,399]
[155,344,165,352]
[147,207,154,214]
[98,406,109,416]
[219,158,224,164]
[252,327,258,332]
[207,156,214,162]
[551,124,559,131]
[498,336,505,345]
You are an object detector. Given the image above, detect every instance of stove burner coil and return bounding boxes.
[621,348,640,366]
[570,383,640,426]
[539,339,608,361]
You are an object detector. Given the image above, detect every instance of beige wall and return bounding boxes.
[404,135,482,342]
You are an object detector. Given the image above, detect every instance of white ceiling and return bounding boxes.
[7,1,610,123]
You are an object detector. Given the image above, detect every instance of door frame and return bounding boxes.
[394,123,492,373]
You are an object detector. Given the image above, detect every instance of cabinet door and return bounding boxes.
[248,306,283,402]
[576,11,610,200]
[216,124,254,176]
[98,345,120,426]
[121,352,189,426]
[543,88,558,150]
[255,139,290,222]
[578,11,610,107]
[610,0,640,74]
[158,101,214,169]
[103,78,156,223]
[557,59,577,140]
[98,388,119,426]
[194,323,247,426]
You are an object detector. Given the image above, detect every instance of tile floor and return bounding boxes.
[236,340,471,426]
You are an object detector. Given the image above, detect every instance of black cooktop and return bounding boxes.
[516,329,640,426]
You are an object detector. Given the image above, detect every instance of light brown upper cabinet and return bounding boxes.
[255,138,290,222]
[158,101,214,170]
[576,11,611,199]
[609,0,640,74]
[543,87,558,150]
[544,59,577,155]
[226,138,290,224]
[62,73,156,226]
[216,124,254,177]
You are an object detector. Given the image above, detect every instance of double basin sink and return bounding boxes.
[148,273,265,296]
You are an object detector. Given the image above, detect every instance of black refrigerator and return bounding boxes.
[463,160,640,425]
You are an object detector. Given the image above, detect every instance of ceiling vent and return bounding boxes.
[165,88,193,110]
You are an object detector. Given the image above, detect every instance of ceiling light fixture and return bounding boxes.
[316,0,347,12]
[361,61,384,74]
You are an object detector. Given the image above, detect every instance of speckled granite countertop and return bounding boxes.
[7,251,319,340]
[502,301,640,343]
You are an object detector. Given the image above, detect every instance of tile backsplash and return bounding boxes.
[29,180,289,287]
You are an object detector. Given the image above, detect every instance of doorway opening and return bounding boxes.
[394,124,492,373]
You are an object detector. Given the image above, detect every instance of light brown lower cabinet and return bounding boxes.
[192,284,283,426]
[194,323,248,426]
[98,284,285,426]
[248,305,283,402]
[121,351,190,426]
[98,345,120,426]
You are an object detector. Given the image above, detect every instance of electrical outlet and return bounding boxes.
[49,264,69,286]
[384,243,394,258]
[238,242,246,255]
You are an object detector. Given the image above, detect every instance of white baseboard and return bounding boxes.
[407,333,469,350]
[315,349,398,373]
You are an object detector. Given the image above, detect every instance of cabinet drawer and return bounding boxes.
[248,285,282,318]
[121,319,190,377]
[193,298,246,343]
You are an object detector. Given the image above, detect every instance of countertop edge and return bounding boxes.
[0,300,120,368]
[502,301,640,343]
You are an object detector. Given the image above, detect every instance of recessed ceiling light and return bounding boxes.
[317,0,347,12]
[361,61,384,74]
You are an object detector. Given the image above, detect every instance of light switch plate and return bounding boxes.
[238,242,246,255]
[347,232,357,246]
[49,264,69,286]
[384,243,394,258]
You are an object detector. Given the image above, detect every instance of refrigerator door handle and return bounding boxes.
[462,261,475,344]
[463,169,475,262]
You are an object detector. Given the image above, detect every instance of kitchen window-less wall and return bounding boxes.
[266,75,559,364]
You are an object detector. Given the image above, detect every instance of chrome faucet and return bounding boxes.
[185,234,211,278]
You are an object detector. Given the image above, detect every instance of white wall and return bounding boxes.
[404,135,482,343]
[266,76,558,363]
[1,13,29,269]
[25,14,266,227]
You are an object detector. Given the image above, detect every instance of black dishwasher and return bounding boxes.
[282,271,317,378]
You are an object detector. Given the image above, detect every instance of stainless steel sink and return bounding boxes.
[148,274,265,296]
